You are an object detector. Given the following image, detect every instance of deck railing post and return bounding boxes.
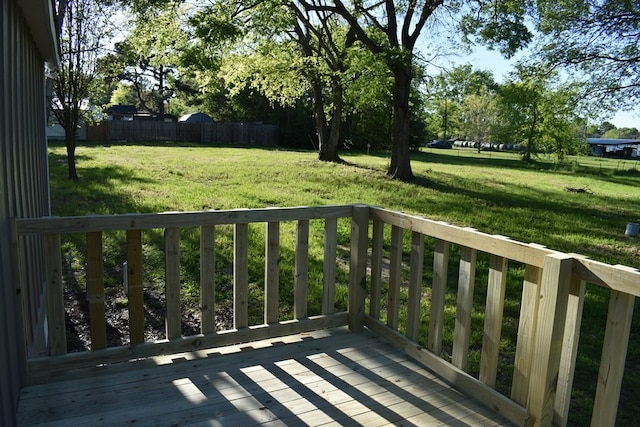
[348,204,369,332]
[526,253,573,426]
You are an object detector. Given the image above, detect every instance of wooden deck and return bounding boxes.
[17,327,512,426]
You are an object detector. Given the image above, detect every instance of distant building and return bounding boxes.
[179,112,215,123]
[106,104,136,120]
[586,138,639,158]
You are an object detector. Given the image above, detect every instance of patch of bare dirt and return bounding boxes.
[62,258,232,353]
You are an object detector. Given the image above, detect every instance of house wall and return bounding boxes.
[1,1,58,425]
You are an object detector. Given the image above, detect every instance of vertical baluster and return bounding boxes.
[511,264,542,405]
[45,233,65,355]
[591,289,635,427]
[164,227,181,340]
[86,232,106,350]
[452,245,477,370]
[234,223,249,329]
[480,255,508,387]
[294,220,309,320]
[387,225,403,330]
[322,217,337,315]
[369,218,384,318]
[555,276,586,426]
[200,225,216,334]
[406,232,424,341]
[428,239,450,354]
[127,230,144,345]
[265,222,280,324]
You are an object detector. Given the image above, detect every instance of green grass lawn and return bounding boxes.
[48,141,639,425]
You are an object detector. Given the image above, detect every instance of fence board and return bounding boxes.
[452,246,477,370]
[88,121,278,146]
[295,220,309,319]
[428,239,449,354]
[126,230,145,345]
[480,255,508,388]
[200,226,216,334]
[86,232,106,350]
[164,228,181,340]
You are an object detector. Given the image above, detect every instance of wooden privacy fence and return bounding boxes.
[87,121,279,146]
[14,205,640,426]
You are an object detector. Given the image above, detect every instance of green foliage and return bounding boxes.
[495,64,584,162]
[459,0,533,58]
[535,0,640,108]
[602,127,640,140]
[425,64,497,140]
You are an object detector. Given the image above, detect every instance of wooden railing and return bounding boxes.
[15,205,639,427]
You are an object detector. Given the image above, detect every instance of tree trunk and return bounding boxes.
[157,65,165,121]
[319,79,343,162]
[388,64,414,182]
[66,133,79,181]
[311,80,330,156]
[524,105,538,162]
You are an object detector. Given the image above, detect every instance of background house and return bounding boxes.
[586,138,640,158]
[1,1,60,425]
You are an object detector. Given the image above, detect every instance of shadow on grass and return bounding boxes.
[410,149,640,188]
[49,151,162,215]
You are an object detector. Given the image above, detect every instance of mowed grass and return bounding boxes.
[49,141,639,425]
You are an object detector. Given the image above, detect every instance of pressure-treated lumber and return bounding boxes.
[86,232,106,350]
[126,230,144,345]
[199,225,216,334]
[164,227,181,340]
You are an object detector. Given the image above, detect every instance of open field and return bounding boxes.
[48,141,639,425]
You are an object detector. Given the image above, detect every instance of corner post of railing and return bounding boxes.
[348,204,369,332]
[526,253,573,426]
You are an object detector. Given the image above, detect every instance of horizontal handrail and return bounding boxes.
[15,205,354,234]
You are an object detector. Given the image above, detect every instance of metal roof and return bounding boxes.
[586,138,640,146]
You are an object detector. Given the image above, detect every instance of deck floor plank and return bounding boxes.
[17,327,513,426]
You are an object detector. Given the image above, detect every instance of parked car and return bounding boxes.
[427,140,453,149]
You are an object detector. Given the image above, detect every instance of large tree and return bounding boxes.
[299,0,535,181]
[53,0,113,180]
[297,0,447,181]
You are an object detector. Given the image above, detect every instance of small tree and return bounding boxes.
[460,90,499,151]
[53,0,112,180]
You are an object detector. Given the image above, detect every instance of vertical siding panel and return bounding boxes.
[2,1,54,423]
[1,3,23,425]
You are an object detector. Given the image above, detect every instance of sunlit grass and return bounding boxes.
[49,141,640,425]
